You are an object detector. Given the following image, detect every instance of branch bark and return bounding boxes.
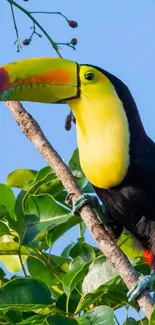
[5,100,154,319]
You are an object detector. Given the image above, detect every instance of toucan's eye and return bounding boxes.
[84,72,95,81]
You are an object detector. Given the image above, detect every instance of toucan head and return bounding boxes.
[0,57,144,188]
[0,57,125,106]
[0,57,143,137]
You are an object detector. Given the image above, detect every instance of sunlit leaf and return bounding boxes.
[6,169,37,189]
[117,231,143,259]
[0,236,29,272]
[82,256,116,295]
[37,179,64,197]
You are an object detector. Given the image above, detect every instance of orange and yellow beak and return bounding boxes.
[0,57,80,103]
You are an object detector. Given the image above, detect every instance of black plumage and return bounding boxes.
[87,66,155,267]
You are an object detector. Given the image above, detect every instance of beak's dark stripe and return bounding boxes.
[57,62,80,103]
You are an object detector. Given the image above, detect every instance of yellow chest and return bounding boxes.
[69,94,130,189]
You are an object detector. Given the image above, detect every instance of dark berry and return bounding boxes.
[65,115,72,131]
[23,39,30,45]
[68,20,78,28]
[71,38,78,45]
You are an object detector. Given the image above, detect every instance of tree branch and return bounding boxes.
[5,100,154,320]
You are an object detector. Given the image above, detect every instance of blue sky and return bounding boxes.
[1,0,155,322]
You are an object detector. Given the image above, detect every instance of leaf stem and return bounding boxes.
[18,247,28,276]
[114,315,121,325]
[31,244,62,283]
[66,293,70,314]
[7,0,62,57]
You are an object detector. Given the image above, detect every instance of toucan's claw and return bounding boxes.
[72,194,106,223]
[127,272,155,302]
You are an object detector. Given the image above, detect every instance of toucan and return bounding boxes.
[0,57,155,301]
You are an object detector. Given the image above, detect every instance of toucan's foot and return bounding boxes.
[127,272,155,302]
[72,194,97,215]
[72,194,106,223]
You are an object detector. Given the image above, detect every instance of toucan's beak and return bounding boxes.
[0,57,79,103]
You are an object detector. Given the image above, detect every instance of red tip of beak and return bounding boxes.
[0,67,9,93]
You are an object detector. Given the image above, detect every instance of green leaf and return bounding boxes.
[23,194,73,243]
[54,191,68,207]
[0,267,6,278]
[79,222,87,237]
[117,231,143,259]
[61,244,74,257]
[82,256,116,295]
[5,310,22,323]
[69,148,86,187]
[27,256,60,287]
[56,289,81,314]
[123,318,137,325]
[83,182,95,193]
[149,308,155,325]
[35,166,55,182]
[22,166,58,209]
[26,194,72,227]
[123,318,148,325]
[78,306,114,325]
[0,278,52,310]
[0,204,9,218]
[0,222,10,237]
[76,274,130,313]
[17,314,46,324]
[47,216,80,247]
[45,254,70,267]
[62,256,89,296]
[6,169,37,189]
[15,190,26,220]
[0,236,29,272]
[70,242,95,262]
[37,179,64,197]
[0,184,16,219]
[23,214,40,244]
[135,319,148,325]
[46,315,78,325]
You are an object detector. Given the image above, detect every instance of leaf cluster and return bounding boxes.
[0,149,153,324]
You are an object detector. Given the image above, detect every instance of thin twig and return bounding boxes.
[29,11,69,23]
[7,0,62,58]
[5,100,154,320]
[9,1,22,52]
